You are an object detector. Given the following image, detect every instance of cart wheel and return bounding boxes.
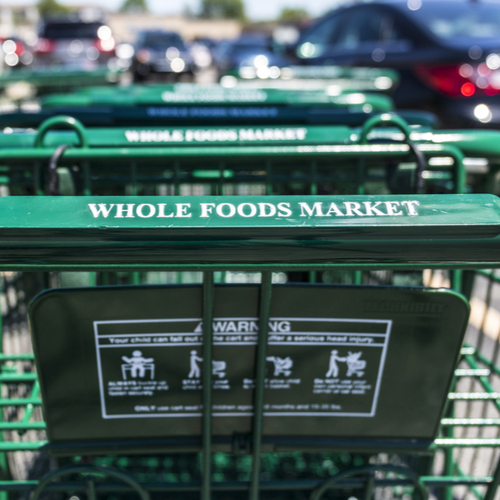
[30,465,150,500]
[310,464,428,500]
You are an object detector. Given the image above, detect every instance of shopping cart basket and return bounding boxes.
[0,193,498,500]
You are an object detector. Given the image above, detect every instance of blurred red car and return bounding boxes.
[0,37,33,68]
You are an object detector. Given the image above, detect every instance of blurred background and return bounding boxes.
[2,0,500,126]
[0,0,319,81]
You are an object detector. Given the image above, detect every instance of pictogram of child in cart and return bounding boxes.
[266,356,293,376]
[345,352,366,377]
[121,350,155,380]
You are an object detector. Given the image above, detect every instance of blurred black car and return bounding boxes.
[214,34,291,79]
[131,30,194,82]
[35,18,116,70]
[292,0,500,126]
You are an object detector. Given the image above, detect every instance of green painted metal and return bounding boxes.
[0,476,492,494]
[0,141,461,161]
[0,423,45,431]
[222,65,399,84]
[2,119,450,150]
[309,465,428,500]
[34,115,89,149]
[0,67,120,93]
[0,285,7,500]
[40,87,393,108]
[0,96,494,499]
[0,441,47,451]
[249,272,272,500]
[0,141,468,207]
[0,108,437,128]
[0,398,41,407]
[202,272,214,500]
[31,466,150,500]
[0,194,493,268]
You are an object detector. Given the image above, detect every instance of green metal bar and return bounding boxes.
[463,355,500,414]
[484,454,500,500]
[451,270,462,291]
[266,160,273,196]
[357,160,365,195]
[442,372,457,500]
[87,475,97,500]
[0,373,37,382]
[0,278,7,500]
[249,271,273,500]
[174,161,180,196]
[310,161,318,196]
[0,441,47,451]
[454,148,467,195]
[477,270,500,283]
[3,263,500,273]
[83,161,91,196]
[0,476,492,494]
[18,382,40,436]
[0,399,41,406]
[0,423,45,430]
[218,162,225,196]
[0,143,465,161]
[34,162,43,196]
[363,473,375,500]
[462,352,500,485]
[131,161,138,196]
[202,271,214,500]
[0,354,34,361]
[454,465,484,500]
[309,161,318,283]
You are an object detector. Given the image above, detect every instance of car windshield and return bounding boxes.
[142,34,186,50]
[231,41,269,54]
[42,22,102,39]
[407,1,500,40]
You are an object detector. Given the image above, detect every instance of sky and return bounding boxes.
[3,0,342,21]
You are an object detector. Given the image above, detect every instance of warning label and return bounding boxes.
[95,317,391,419]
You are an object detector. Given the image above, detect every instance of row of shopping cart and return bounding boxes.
[0,68,499,500]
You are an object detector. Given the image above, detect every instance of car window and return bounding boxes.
[41,23,101,40]
[297,13,348,58]
[337,10,401,49]
[406,0,500,40]
[142,34,185,50]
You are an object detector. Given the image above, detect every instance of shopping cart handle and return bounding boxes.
[0,194,498,269]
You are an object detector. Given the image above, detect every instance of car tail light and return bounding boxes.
[415,64,500,97]
[14,42,25,56]
[94,37,116,53]
[34,38,56,54]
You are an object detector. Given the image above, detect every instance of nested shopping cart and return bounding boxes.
[0,193,498,500]
[0,66,121,100]
[4,112,500,195]
[217,66,399,93]
[0,83,438,128]
[0,112,496,500]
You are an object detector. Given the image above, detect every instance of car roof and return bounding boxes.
[328,0,500,11]
[139,30,181,36]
